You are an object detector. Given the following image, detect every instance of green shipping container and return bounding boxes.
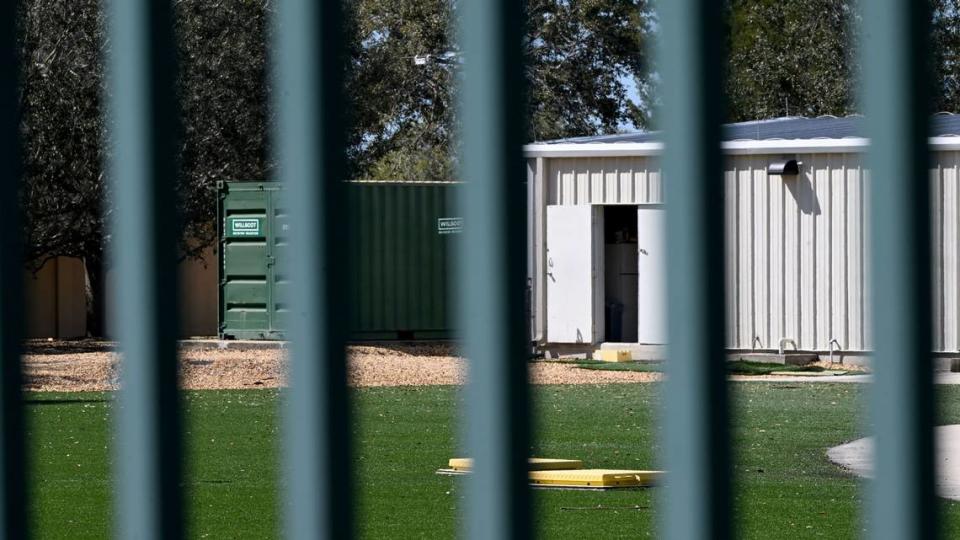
[218,181,460,340]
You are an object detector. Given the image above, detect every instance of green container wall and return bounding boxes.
[219,181,460,340]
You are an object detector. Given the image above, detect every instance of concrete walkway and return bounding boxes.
[827,425,960,501]
[731,372,960,384]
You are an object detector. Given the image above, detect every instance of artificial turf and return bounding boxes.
[25,384,960,538]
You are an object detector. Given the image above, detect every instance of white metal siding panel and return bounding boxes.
[649,169,663,202]
[932,163,943,351]
[814,157,831,351]
[725,168,738,348]
[753,159,770,348]
[933,151,960,352]
[853,167,867,350]
[800,162,815,349]
[547,157,662,205]
[769,160,785,350]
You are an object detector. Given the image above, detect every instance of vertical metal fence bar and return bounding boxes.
[656,0,730,538]
[105,0,183,538]
[861,0,935,538]
[273,0,351,538]
[457,0,530,539]
[0,1,26,537]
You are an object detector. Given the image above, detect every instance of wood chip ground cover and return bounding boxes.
[22,341,661,392]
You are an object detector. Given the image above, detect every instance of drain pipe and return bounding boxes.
[828,339,842,365]
[778,337,797,355]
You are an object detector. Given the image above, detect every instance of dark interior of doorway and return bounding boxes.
[603,205,639,342]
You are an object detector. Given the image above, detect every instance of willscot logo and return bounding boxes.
[231,218,261,236]
[437,217,463,235]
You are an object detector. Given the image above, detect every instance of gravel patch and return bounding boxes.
[21,341,660,392]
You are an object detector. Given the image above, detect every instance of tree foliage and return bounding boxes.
[526,0,654,140]
[346,0,655,180]
[175,0,271,257]
[724,0,860,122]
[932,0,960,113]
[344,0,457,181]
[20,0,105,269]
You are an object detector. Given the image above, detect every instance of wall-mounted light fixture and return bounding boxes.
[768,159,800,176]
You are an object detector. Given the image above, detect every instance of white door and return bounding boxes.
[546,206,602,343]
[637,207,666,343]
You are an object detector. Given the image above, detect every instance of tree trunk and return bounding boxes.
[84,256,107,338]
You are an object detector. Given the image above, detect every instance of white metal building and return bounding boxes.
[524,115,960,359]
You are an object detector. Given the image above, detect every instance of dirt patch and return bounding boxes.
[21,341,660,392]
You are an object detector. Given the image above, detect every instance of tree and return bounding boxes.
[175,0,271,257]
[19,0,108,334]
[344,0,457,181]
[525,0,654,140]
[346,0,656,180]
[932,0,960,113]
[19,0,271,335]
[724,0,860,122]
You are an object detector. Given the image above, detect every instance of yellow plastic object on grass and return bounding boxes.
[593,350,632,362]
[528,469,663,488]
[448,457,583,472]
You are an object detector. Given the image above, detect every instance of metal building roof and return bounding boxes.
[536,114,960,145]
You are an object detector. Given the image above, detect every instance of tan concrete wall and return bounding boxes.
[23,257,87,339]
[23,248,220,339]
[179,247,219,337]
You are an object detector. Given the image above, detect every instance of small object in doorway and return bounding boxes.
[593,349,632,362]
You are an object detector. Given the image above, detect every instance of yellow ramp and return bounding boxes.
[529,469,663,488]
[593,350,632,362]
[448,457,583,472]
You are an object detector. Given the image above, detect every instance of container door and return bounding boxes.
[636,206,666,344]
[220,187,271,338]
[546,205,603,343]
[269,190,289,337]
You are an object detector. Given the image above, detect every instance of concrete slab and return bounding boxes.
[179,339,288,350]
[730,374,873,383]
[736,352,819,366]
[731,373,960,384]
[827,425,960,501]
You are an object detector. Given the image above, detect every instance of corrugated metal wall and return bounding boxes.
[723,153,869,352]
[347,182,459,339]
[538,151,960,353]
[547,157,662,205]
[932,151,960,352]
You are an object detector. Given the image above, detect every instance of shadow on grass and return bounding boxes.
[25,398,110,406]
[22,339,116,355]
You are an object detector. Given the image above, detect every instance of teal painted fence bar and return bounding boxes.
[0,0,26,537]
[272,0,352,538]
[456,0,531,539]
[656,0,730,538]
[104,0,183,539]
[862,0,936,539]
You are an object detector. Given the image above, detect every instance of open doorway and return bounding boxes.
[603,205,639,342]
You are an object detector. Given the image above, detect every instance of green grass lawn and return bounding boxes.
[26,384,960,538]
